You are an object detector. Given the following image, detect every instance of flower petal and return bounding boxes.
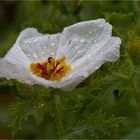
[20,33,61,62]
[30,73,86,90]
[5,28,41,67]
[0,59,35,84]
[66,37,121,80]
[56,19,112,64]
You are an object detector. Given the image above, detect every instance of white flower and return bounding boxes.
[0,19,121,90]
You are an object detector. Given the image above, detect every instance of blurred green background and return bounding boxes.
[1,0,140,139]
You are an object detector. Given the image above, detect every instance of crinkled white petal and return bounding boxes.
[0,59,35,84]
[30,73,85,90]
[5,28,40,67]
[56,19,112,65]
[65,37,121,80]
[20,33,61,62]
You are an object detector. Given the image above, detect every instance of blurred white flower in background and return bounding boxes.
[0,19,121,90]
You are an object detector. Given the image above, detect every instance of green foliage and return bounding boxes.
[63,111,125,139]
[9,84,53,136]
[9,78,126,139]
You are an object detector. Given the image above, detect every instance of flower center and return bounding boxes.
[29,56,71,81]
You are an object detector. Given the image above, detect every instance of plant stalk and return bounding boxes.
[54,94,63,139]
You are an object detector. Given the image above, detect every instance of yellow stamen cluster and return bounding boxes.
[30,56,71,81]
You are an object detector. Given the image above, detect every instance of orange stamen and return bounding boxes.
[30,56,71,81]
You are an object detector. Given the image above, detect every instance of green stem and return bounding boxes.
[132,80,140,113]
[54,94,63,139]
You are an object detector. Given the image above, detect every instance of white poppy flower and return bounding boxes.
[0,19,121,90]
